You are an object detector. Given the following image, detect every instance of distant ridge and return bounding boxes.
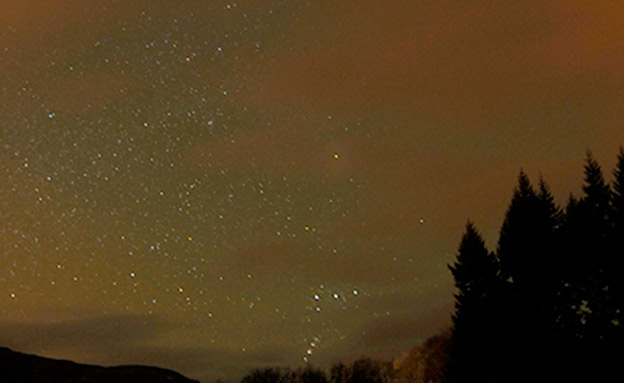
[0,346,200,383]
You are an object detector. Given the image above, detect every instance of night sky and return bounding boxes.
[1,1,624,382]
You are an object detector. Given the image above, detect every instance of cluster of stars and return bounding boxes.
[0,1,440,382]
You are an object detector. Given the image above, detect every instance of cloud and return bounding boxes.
[236,0,623,136]
[0,313,171,356]
[110,344,294,383]
[0,313,207,379]
[182,122,358,180]
[0,312,302,382]
[353,290,453,357]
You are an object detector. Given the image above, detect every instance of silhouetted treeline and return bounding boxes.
[239,358,394,383]
[238,150,623,383]
[446,149,624,383]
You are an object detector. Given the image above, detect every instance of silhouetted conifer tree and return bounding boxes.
[446,222,500,383]
[554,191,599,383]
[554,195,584,340]
[497,171,539,285]
[496,172,537,382]
[612,146,624,290]
[445,150,624,383]
[613,147,624,242]
[604,147,624,377]
[536,178,563,281]
[535,179,564,371]
[580,152,612,264]
[495,172,561,382]
[577,154,612,353]
[547,153,617,380]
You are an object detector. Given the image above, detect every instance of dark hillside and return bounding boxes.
[0,347,200,383]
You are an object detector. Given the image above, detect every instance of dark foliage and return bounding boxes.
[240,366,331,383]
[445,222,501,383]
[420,332,450,383]
[240,367,294,383]
[495,173,562,382]
[296,366,330,383]
[447,149,624,382]
[393,330,450,383]
[346,358,386,383]
[239,359,396,383]
[613,148,624,236]
[611,148,624,345]
[0,347,199,383]
[327,358,391,383]
[235,150,624,383]
[329,363,348,383]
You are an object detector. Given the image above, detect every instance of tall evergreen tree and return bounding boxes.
[443,150,624,382]
[560,152,611,278]
[612,147,624,259]
[535,178,562,283]
[605,147,624,376]
[581,152,612,262]
[560,194,585,283]
[496,171,560,382]
[557,152,615,380]
[497,171,539,285]
[446,222,500,383]
[579,153,612,346]
[535,179,563,346]
[555,194,584,332]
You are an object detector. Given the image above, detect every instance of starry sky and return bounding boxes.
[1,1,623,382]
